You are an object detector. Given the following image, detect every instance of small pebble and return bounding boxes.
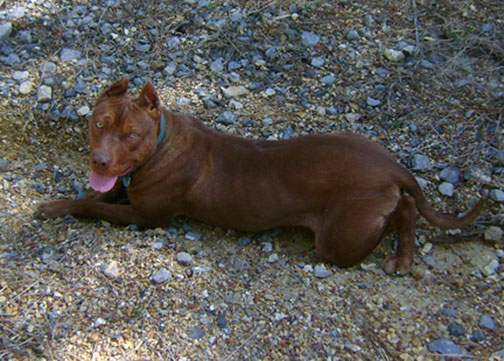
[438,182,454,197]
[19,81,33,95]
[366,97,381,107]
[301,31,320,47]
[314,264,332,278]
[187,326,205,340]
[346,29,359,41]
[176,252,193,266]
[217,111,236,125]
[101,261,120,278]
[412,154,432,171]
[151,268,172,284]
[440,166,461,185]
[479,315,496,330]
[484,226,503,242]
[37,85,52,102]
[267,253,279,263]
[427,339,466,356]
[489,189,504,202]
[447,322,465,337]
[77,105,90,117]
[384,48,405,62]
[185,231,202,241]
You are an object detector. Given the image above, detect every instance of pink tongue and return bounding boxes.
[89,171,118,193]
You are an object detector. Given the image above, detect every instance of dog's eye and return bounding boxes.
[127,133,140,140]
[96,121,104,129]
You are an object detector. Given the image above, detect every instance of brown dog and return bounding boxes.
[38,79,485,274]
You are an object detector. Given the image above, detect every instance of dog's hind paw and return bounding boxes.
[383,255,412,275]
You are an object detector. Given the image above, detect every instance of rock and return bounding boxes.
[463,167,492,184]
[482,23,494,32]
[440,166,461,185]
[77,105,90,116]
[345,113,362,122]
[485,226,503,242]
[229,100,243,110]
[151,268,172,284]
[167,36,180,49]
[366,97,381,107]
[311,56,325,68]
[479,315,496,330]
[163,62,177,76]
[470,330,486,342]
[376,67,390,77]
[267,253,279,263]
[176,252,193,266]
[101,261,120,278]
[0,159,9,171]
[427,339,466,356]
[314,264,332,278]
[187,326,205,340]
[346,29,360,41]
[482,259,499,276]
[222,85,249,98]
[441,307,457,318]
[40,62,57,77]
[321,74,336,86]
[210,58,224,73]
[384,48,405,62]
[216,313,228,329]
[217,111,236,125]
[301,31,320,47]
[185,231,201,241]
[229,256,249,272]
[264,88,276,96]
[261,242,273,253]
[13,70,29,81]
[60,48,81,62]
[37,86,52,102]
[438,182,454,197]
[495,150,504,165]
[447,323,465,337]
[415,176,429,189]
[412,154,432,171]
[490,189,504,202]
[420,59,435,69]
[19,81,33,95]
[0,23,12,41]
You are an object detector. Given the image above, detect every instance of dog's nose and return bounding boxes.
[92,151,111,170]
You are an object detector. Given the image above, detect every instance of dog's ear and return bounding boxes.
[138,82,160,110]
[104,78,129,97]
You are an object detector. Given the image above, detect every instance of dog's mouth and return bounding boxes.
[89,166,134,193]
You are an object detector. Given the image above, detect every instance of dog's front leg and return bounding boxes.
[37,200,151,226]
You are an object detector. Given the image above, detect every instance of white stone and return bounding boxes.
[19,81,33,95]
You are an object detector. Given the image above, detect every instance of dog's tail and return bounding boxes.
[398,170,486,229]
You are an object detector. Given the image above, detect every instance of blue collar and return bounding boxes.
[121,113,167,188]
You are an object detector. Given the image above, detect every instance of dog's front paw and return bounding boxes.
[35,200,73,219]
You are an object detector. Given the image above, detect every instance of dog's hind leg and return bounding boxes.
[383,195,417,275]
[314,194,399,268]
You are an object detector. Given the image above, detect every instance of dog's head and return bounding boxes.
[88,79,162,192]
